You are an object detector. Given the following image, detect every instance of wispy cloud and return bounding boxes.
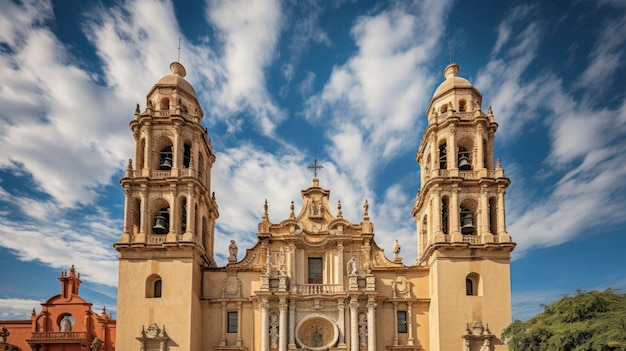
[304,0,452,190]
[477,3,626,256]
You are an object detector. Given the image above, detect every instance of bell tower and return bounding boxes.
[413,63,515,351]
[114,62,218,351]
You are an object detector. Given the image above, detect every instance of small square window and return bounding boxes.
[227,311,238,333]
[397,311,407,333]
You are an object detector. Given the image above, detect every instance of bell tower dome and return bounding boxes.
[413,63,515,351]
[114,62,218,351]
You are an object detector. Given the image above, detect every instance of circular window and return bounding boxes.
[295,316,338,351]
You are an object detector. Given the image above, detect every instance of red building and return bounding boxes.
[0,266,116,351]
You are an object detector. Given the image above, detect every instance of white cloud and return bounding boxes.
[0,298,41,319]
[205,0,286,136]
[304,0,452,189]
[478,4,626,257]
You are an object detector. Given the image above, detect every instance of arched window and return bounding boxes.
[441,196,449,234]
[439,143,447,169]
[183,143,191,168]
[466,273,481,296]
[146,274,162,298]
[154,279,162,298]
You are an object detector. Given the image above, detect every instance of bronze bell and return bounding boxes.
[152,214,168,234]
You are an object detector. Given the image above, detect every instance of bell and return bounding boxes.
[159,156,172,170]
[461,215,475,234]
[152,214,168,234]
[458,156,471,170]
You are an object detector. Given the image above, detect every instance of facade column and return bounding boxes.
[337,242,344,284]
[288,299,296,349]
[279,298,287,351]
[407,302,414,346]
[144,123,152,173]
[367,298,377,351]
[392,301,399,346]
[337,298,346,346]
[450,186,460,235]
[139,189,148,235]
[236,302,243,347]
[172,124,181,174]
[288,244,295,278]
[122,188,132,236]
[167,184,178,240]
[186,188,196,238]
[261,298,269,351]
[349,297,359,351]
[430,133,438,173]
[497,186,507,234]
[480,185,490,235]
[433,187,442,235]
[448,124,457,170]
[220,302,226,346]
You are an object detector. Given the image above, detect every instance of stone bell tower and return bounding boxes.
[114,62,218,351]
[413,63,515,351]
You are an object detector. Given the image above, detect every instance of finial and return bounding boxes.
[363,199,369,218]
[263,199,268,219]
[308,152,323,179]
[135,103,140,114]
[337,200,342,218]
[127,159,133,171]
[212,191,216,201]
[488,105,493,116]
[289,201,295,219]
[32,308,36,316]
[496,158,502,169]
[177,37,181,62]
[169,62,186,77]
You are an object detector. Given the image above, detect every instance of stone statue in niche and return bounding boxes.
[278,247,286,275]
[228,240,238,263]
[60,315,72,332]
[347,256,358,276]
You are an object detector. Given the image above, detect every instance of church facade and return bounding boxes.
[113,61,515,351]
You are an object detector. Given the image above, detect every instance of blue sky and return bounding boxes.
[0,0,625,323]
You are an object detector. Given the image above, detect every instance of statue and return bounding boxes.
[347,256,358,276]
[91,336,103,351]
[60,315,72,332]
[393,239,402,261]
[278,247,286,275]
[228,240,238,263]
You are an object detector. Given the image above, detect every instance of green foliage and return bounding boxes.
[503,289,626,351]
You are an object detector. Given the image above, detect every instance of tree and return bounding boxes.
[503,289,626,351]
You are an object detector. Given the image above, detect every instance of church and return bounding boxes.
[113,59,515,351]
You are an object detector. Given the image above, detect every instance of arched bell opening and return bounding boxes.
[459,199,477,235]
[183,143,192,168]
[160,97,170,111]
[457,146,472,170]
[154,136,174,171]
[179,196,187,234]
[441,196,449,235]
[458,99,467,112]
[489,196,498,235]
[151,199,170,235]
[439,142,447,169]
